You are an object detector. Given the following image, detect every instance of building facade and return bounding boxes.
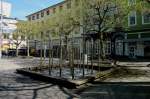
[26,0,82,57]
[26,0,150,59]
[0,1,11,17]
[26,1,67,21]
[1,16,18,51]
[0,1,26,55]
[114,0,150,59]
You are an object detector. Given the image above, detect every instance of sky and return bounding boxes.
[4,0,64,20]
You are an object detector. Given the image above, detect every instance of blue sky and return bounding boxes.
[4,0,64,20]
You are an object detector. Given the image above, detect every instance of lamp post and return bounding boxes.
[0,0,3,58]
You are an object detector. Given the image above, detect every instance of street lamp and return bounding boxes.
[0,0,3,58]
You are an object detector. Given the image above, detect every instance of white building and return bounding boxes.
[0,1,15,33]
[0,1,11,17]
[0,1,26,56]
[1,17,18,50]
[2,17,17,33]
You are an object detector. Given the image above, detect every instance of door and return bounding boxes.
[115,40,123,55]
[144,46,150,57]
[129,46,136,58]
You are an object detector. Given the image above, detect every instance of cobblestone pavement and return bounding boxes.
[0,58,79,99]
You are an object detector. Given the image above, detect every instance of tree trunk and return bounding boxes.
[51,40,54,73]
[65,36,69,60]
[16,45,19,57]
[48,39,52,76]
[98,33,105,71]
[40,32,44,67]
[34,40,37,57]
[100,34,105,60]
[91,39,94,74]
[98,39,101,71]
[40,40,43,67]
[59,35,63,77]
[70,37,74,80]
[82,36,86,77]
[27,39,30,57]
[44,41,47,59]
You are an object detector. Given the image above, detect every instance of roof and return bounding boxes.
[26,0,66,18]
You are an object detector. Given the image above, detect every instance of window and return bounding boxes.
[46,10,50,15]
[128,0,136,5]
[41,12,44,17]
[95,40,99,54]
[36,14,39,19]
[59,6,63,11]
[105,41,111,55]
[53,8,56,14]
[142,12,150,24]
[128,11,137,26]
[32,15,35,20]
[28,17,31,21]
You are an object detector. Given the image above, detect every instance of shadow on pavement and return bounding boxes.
[0,70,77,99]
[79,83,150,99]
